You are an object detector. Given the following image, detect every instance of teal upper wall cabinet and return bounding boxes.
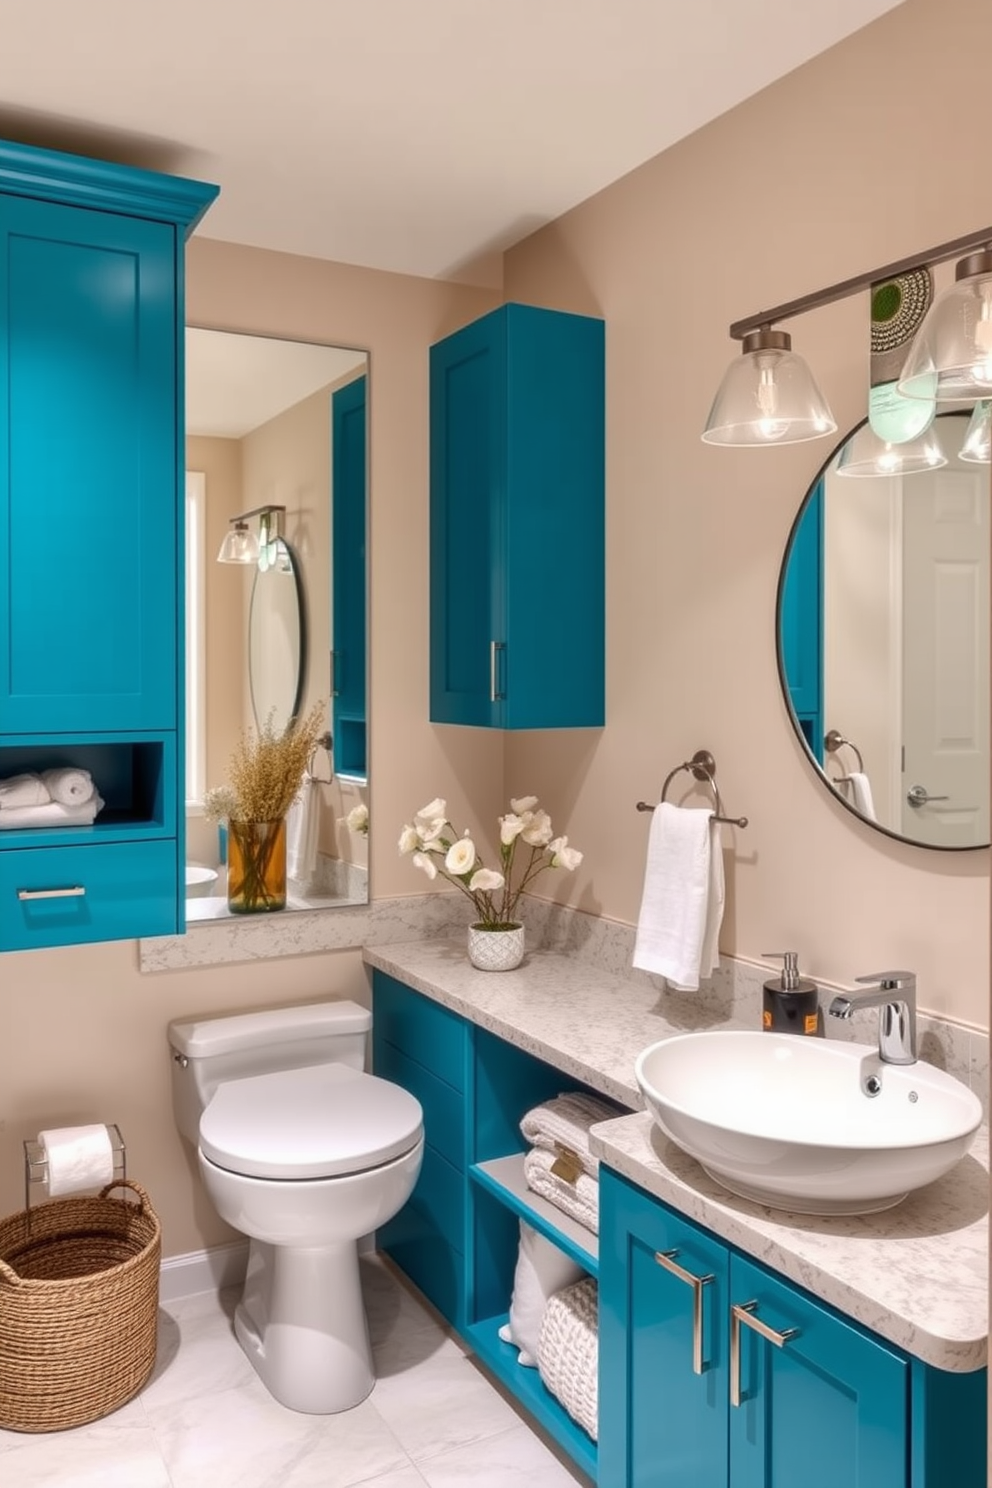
[429,303,605,729]
[0,140,217,950]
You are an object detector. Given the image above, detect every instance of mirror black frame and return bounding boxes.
[775,410,988,853]
[248,536,308,734]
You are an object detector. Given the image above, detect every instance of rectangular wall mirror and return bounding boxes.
[183,326,370,920]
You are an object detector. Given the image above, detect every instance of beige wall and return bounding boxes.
[500,0,991,1028]
[2,0,988,1265]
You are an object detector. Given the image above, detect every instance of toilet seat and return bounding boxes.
[199,1062,423,1180]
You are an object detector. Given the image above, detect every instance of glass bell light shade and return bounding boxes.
[897,250,992,403]
[835,421,947,478]
[216,519,259,564]
[959,400,991,464]
[701,329,837,446]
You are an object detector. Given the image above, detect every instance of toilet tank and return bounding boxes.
[169,1000,372,1146]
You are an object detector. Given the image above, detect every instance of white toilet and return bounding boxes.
[168,1000,424,1414]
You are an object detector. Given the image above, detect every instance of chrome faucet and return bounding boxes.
[827,971,917,1065]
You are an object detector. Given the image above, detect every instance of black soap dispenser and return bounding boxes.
[762,951,820,1036]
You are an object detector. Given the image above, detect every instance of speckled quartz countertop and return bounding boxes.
[365,938,989,1373]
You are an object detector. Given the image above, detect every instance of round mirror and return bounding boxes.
[248,537,307,734]
[776,409,989,850]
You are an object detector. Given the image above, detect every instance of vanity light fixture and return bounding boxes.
[835,421,947,478]
[216,505,286,568]
[705,225,992,447]
[959,399,991,464]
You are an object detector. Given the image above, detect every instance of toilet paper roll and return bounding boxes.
[39,1124,115,1197]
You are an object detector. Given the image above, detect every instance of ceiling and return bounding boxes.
[0,0,904,285]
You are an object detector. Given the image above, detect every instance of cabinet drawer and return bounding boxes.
[0,839,178,949]
[374,1037,465,1172]
[373,972,469,1091]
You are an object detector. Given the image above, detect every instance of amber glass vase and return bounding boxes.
[227,818,287,914]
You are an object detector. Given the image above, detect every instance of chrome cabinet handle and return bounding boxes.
[906,784,950,808]
[730,1301,799,1407]
[17,886,86,901]
[489,641,505,702]
[655,1249,715,1375]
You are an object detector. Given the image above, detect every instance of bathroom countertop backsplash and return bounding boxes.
[364,902,989,1373]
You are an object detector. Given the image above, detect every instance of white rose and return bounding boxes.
[510,795,539,814]
[500,813,526,845]
[418,816,447,845]
[549,836,583,871]
[415,797,446,825]
[521,809,553,846]
[411,851,438,880]
[346,804,369,835]
[445,837,477,876]
[469,868,504,892]
[398,824,420,854]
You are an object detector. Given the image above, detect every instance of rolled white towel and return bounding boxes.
[0,794,103,830]
[0,772,51,808]
[41,768,95,806]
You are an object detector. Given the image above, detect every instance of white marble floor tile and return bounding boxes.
[414,1422,590,1487]
[145,1375,412,1488]
[0,1412,172,1488]
[0,1396,147,1452]
[142,1296,254,1412]
[368,1347,528,1465]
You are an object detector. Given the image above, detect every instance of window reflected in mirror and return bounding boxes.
[183,327,370,917]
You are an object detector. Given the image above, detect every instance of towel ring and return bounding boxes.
[307,731,334,784]
[635,749,748,828]
[824,729,864,774]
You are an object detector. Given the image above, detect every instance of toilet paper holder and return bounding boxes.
[23,1123,127,1210]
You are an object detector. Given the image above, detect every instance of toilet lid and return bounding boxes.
[199,1063,423,1180]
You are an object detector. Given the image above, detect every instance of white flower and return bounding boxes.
[398,824,420,854]
[411,851,438,880]
[470,868,504,892]
[445,837,477,876]
[549,836,583,871]
[345,804,369,835]
[521,809,553,846]
[510,795,539,814]
[415,797,446,825]
[418,816,448,845]
[499,812,526,845]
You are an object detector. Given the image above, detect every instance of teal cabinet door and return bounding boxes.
[0,195,178,735]
[331,375,367,777]
[600,1168,730,1488]
[429,302,605,729]
[728,1255,908,1488]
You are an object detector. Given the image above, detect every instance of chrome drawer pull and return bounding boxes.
[655,1249,715,1375]
[17,886,87,901]
[730,1300,799,1407]
[489,640,506,702]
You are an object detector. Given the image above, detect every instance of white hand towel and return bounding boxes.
[0,794,103,830]
[286,775,320,882]
[845,772,876,822]
[41,768,94,805]
[632,803,724,991]
[0,772,50,808]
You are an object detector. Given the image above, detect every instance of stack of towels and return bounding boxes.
[0,769,103,830]
[519,1090,625,1236]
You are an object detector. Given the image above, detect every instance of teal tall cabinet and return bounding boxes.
[429,302,605,729]
[331,374,367,779]
[0,140,217,952]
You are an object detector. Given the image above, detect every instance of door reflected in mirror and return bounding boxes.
[778,410,989,850]
[185,327,370,917]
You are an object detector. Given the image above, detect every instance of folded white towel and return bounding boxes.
[0,772,51,808]
[286,775,320,882]
[519,1092,625,1180]
[632,803,724,991]
[843,772,876,822]
[0,794,104,830]
[41,768,95,806]
[523,1147,600,1235]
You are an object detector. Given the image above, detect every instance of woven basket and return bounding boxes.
[537,1275,598,1441]
[0,1179,161,1432]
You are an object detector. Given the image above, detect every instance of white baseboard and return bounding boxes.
[158,1233,376,1305]
[158,1241,249,1305]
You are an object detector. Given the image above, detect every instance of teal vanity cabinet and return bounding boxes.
[429,302,605,729]
[599,1167,987,1488]
[0,140,217,950]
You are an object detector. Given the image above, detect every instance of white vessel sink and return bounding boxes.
[635,1030,982,1215]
